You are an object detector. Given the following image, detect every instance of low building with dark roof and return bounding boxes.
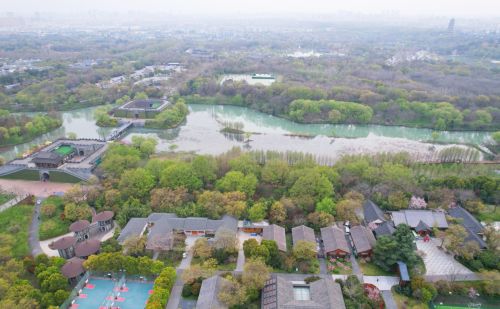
[391,210,448,230]
[415,220,432,235]
[350,225,376,258]
[397,261,410,285]
[70,220,91,241]
[75,239,100,258]
[320,225,350,258]
[196,275,229,309]
[117,218,148,244]
[363,200,386,225]
[118,213,239,252]
[448,206,487,249]
[292,225,316,250]
[373,221,396,238]
[32,151,63,168]
[263,224,287,252]
[49,236,77,259]
[261,274,346,309]
[92,210,114,234]
[61,257,85,284]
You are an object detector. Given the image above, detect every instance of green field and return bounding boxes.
[0,204,34,258]
[53,145,74,156]
[0,169,81,183]
[0,193,14,205]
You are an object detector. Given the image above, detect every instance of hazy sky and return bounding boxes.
[3,0,500,18]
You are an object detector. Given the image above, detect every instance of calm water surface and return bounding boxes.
[0,104,492,161]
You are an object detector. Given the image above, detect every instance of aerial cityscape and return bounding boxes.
[0,1,499,308]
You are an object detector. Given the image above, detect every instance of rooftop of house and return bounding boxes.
[49,235,77,250]
[373,221,396,237]
[118,213,238,250]
[263,224,287,252]
[448,206,484,234]
[391,210,448,229]
[262,274,346,309]
[292,225,316,247]
[397,261,410,281]
[117,218,148,243]
[74,239,100,257]
[92,210,114,222]
[32,151,63,165]
[61,257,85,279]
[69,220,90,233]
[196,275,229,309]
[363,200,386,224]
[320,225,349,254]
[350,225,376,253]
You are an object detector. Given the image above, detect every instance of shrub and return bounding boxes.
[181,284,192,297]
[41,204,56,217]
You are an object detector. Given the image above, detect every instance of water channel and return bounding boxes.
[0,104,493,162]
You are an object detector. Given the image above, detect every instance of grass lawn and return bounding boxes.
[476,205,500,222]
[0,193,14,205]
[39,196,71,240]
[0,204,34,258]
[358,260,395,276]
[0,169,40,181]
[392,288,428,309]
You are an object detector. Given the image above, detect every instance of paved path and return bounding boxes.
[363,276,399,290]
[235,248,245,272]
[345,234,362,280]
[319,258,327,275]
[0,195,27,212]
[381,290,398,309]
[178,251,193,270]
[29,197,44,256]
[416,239,474,277]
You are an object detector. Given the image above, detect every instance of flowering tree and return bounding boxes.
[409,196,427,209]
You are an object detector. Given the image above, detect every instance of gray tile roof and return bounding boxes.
[184,217,208,231]
[448,206,484,234]
[262,275,346,309]
[117,218,147,244]
[463,228,488,249]
[32,151,63,164]
[391,210,448,229]
[263,224,287,252]
[415,220,431,232]
[118,213,238,251]
[196,275,228,309]
[373,221,395,237]
[397,261,410,281]
[320,225,349,254]
[292,225,316,247]
[350,225,376,254]
[363,200,385,224]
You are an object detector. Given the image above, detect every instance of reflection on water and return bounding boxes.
[1,104,492,162]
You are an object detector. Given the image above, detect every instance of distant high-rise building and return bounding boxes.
[447,18,455,34]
